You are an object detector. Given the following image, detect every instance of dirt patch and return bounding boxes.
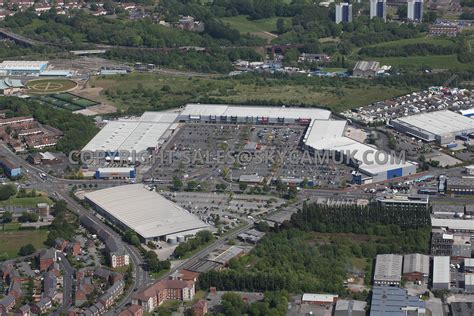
[74,103,117,116]
[251,31,277,44]
[73,82,117,115]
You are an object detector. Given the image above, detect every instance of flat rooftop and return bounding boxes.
[84,184,210,239]
[181,103,332,120]
[0,60,48,70]
[394,110,474,136]
[433,256,450,284]
[374,254,403,282]
[431,218,474,231]
[82,112,179,153]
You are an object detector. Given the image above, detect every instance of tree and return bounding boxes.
[18,244,36,256]
[222,292,245,316]
[2,211,12,223]
[256,221,270,232]
[276,18,286,34]
[187,181,199,192]
[287,186,298,199]
[239,182,248,192]
[18,212,39,223]
[124,229,140,246]
[275,178,287,194]
[283,49,299,66]
[172,176,183,191]
[0,184,16,201]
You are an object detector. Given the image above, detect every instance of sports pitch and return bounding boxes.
[26,79,77,94]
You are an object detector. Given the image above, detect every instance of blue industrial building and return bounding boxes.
[0,157,21,178]
[0,61,48,75]
[370,286,426,315]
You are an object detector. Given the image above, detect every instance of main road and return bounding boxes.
[0,144,148,312]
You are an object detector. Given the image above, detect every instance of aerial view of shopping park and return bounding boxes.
[1,0,474,315]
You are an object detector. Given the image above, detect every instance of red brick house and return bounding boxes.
[192,299,208,316]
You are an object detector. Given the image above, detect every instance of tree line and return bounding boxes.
[292,202,431,231]
[360,42,460,58]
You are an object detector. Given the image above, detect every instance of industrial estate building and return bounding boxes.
[447,177,474,195]
[370,287,426,316]
[432,256,450,290]
[0,156,21,178]
[84,104,417,184]
[465,258,474,272]
[84,184,210,242]
[391,110,474,145]
[334,300,366,316]
[373,254,403,286]
[451,302,474,316]
[431,218,474,233]
[0,61,48,75]
[0,78,24,96]
[403,253,430,282]
[352,61,380,78]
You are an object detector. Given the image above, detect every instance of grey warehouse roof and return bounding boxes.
[85,184,210,239]
[374,254,403,282]
[354,60,380,72]
[180,103,331,120]
[403,253,429,275]
[393,110,474,137]
[433,256,450,285]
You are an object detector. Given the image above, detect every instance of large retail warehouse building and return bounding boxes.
[84,184,210,243]
[391,110,474,145]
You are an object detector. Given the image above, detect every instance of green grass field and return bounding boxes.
[374,55,470,70]
[220,15,291,33]
[93,73,412,112]
[27,79,77,94]
[369,36,454,48]
[0,196,53,208]
[0,229,48,259]
[36,92,99,111]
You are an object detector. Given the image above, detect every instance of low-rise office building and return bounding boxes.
[376,194,429,211]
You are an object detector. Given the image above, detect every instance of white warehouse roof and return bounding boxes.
[394,110,474,137]
[431,218,474,231]
[84,184,210,239]
[181,103,331,120]
[0,60,48,71]
[302,293,338,303]
[82,112,179,153]
[433,256,450,285]
[304,120,415,176]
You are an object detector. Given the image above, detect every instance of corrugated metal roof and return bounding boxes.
[433,256,450,285]
[84,184,210,239]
